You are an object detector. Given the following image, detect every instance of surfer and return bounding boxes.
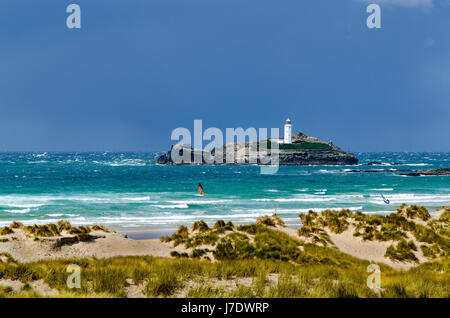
[381,194,390,205]
[198,183,205,196]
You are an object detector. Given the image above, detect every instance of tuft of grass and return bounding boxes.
[145,269,182,297]
[256,216,281,227]
[90,225,110,233]
[57,220,72,232]
[213,233,255,261]
[420,244,442,259]
[213,220,234,230]
[319,209,351,234]
[190,248,209,259]
[10,221,23,229]
[0,227,14,236]
[24,224,59,237]
[385,240,418,263]
[67,226,91,235]
[213,220,226,229]
[397,204,431,221]
[192,220,209,232]
[161,226,189,246]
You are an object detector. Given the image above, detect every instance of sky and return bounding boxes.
[0,0,449,152]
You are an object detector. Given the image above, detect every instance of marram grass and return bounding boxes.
[1,255,448,298]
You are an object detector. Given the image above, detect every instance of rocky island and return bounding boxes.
[157,119,358,166]
[400,168,450,177]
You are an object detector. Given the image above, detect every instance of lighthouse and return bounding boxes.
[284,118,292,144]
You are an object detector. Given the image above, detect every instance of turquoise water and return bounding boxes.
[0,152,449,231]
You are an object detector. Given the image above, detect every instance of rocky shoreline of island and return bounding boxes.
[156,131,359,166]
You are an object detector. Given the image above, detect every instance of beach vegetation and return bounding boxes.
[0,227,13,236]
[90,225,110,233]
[24,224,59,237]
[67,226,91,235]
[10,222,23,229]
[0,255,447,298]
[57,221,72,232]
[213,220,234,231]
[192,220,209,232]
[420,244,442,259]
[256,216,276,227]
[160,226,189,246]
[397,204,431,221]
[385,240,418,263]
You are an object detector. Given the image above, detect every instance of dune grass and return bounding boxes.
[161,221,236,249]
[0,221,110,238]
[0,227,13,236]
[0,254,448,298]
[301,206,449,260]
[385,240,418,263]
[397,204,431,222]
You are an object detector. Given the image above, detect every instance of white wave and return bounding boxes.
[4,203,45,208]
[154,204,189,209]
[47,213,79,217]
[167,200,230,205]
[120,196,153,201]
[264,189,279,193]
[369,188,394,191]
[368,193,450,205]
[94,159,147,167]
[317,169,340,173]
[0,194,161,206]
[252,197,336,202]
[4,208,31,214]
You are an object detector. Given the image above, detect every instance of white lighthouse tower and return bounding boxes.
[284,118,292,144]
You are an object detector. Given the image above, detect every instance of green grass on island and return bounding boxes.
[0,205,449,298]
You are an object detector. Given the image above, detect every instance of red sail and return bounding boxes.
[198,183,205,196]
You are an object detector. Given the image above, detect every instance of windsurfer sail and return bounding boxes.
[198,183,205,196]
[381,194,390,205]
[273,203,279,216]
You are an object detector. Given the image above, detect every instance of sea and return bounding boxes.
[0,152,448,236]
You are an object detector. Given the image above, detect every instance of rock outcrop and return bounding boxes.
[400,168,450,177]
